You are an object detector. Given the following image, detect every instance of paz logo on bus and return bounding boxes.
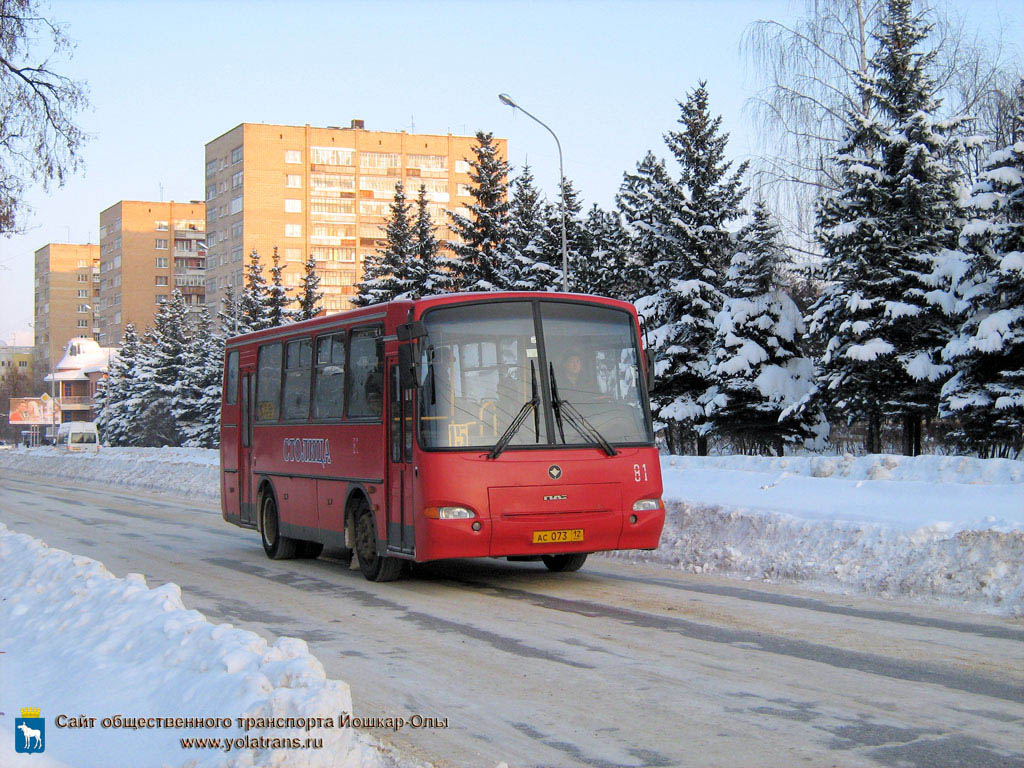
[548,465,562,479]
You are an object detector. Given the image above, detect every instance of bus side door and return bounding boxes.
[386,357,415,554]
[239,372,256,526]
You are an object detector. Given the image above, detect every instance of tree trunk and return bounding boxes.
[696,434,709,456]
[866,412,882,454]
[901,413,922,457]
[774,436,785,457]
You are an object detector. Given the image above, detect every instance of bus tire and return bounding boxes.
[296,541,324,559]
[542,553,588,572]
[260,492,297,560]
[353,502,403,582]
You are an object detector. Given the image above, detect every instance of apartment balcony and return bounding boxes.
[58,396,93,410]
[174,228,205,239]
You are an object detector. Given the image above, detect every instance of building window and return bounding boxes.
[77,319,88,329]
[310,146,353,166]
[455,160,470,173]
[285,150,302,164]
[156,238,168,250]
[231,246,243,262]
[284,198,302,213]
[457,183,472,197]
[406,154,447,171]
[231,145,243,164]
[285,248,303,262]
[77,289,88,298]
[231,171,243,189]
[155,257,169,268]
[77,273,89,282]
[155,275,169,286]
[205,159,217,178]
[207,231,217,247]
[156,294,168,304]
[231,221,243,238]
[155,220,168,231]
[285,224,302,238]
[206,184,217,201]
[230,195,243,214]
[310,172,356,194]
[286,174,302,188]
[360,152,401,170]
[77,304,89,313]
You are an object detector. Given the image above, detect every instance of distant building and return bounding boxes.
[97,200,206,346]
[42,337,117,424]
[34,243,101,373]
[203,121,504,314]
[0,341,33,385]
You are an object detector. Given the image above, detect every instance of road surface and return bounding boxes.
[1,470,1022,768]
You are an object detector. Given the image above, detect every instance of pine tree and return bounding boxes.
[267,245,291,327]
[446,131,512,291]
[574,204,630,298]
[95,323,142,446]
[410,184,451,297]
[296,254,323,320]
[506,164,547,290]
[135,292,191,446]
[636,82,748,455]
[809,0,963,455]
[939,102,1024,457]
[533,178,588,292]
[616,151,672,301]
[706,203,824,454]
[239,249,273,331]
[174,307,223,448]
[354,181,415,306]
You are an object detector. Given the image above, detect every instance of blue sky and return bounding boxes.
[1,0,1020,345]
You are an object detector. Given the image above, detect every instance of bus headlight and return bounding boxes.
[424,506,476,520]
[632,499,661,511]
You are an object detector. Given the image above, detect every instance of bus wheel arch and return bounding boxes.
[348,491,403,582]
[258,480,297,560]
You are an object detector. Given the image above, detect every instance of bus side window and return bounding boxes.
[347,327,383,419]
[282,338,313,420]
[256,342,283,422]
[313,333,345,420]
[225,351,239,406]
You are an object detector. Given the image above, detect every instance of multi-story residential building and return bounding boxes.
[203,121,504,314]
[97,200,206,345]
[34,243,100,373]
[0,342,34,386]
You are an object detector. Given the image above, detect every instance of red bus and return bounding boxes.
[220,292,665,581]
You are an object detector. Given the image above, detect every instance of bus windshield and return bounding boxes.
[419,300,652,450]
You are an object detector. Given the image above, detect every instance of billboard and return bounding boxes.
[8,397,61,426]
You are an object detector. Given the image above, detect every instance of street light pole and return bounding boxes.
[498,93,569,292]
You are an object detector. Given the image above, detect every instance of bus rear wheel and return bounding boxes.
[260,492,297,560]
[542,553,588,572]
[353,503,403,582]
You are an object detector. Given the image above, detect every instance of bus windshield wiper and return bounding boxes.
[549,363,618,457]
[488,361,539,459]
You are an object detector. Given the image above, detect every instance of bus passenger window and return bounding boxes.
[282,338,313,420]
[347,328,383,418]
[225,350,239,405]
[313,333,345,420]
[256,342,283,421]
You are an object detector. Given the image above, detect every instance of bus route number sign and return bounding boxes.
[532,529,584,544]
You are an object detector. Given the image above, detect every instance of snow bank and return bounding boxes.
[0,446,219,501]
[0,523,386,767]
[606,454,1024,616]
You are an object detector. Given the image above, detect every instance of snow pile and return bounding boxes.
[608,454,1024,616]
[0,523,385,767]
[0,446,219,501]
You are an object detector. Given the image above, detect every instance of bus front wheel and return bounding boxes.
[353,503,403,582]
[261,492,297,560]
[542,553,588,572]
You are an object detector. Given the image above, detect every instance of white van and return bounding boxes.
[56,421,100,453]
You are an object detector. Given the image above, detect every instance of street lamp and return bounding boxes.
[498,93,569,292]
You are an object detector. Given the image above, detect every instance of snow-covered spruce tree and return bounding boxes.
[239,249,273,331]
[531,178,588,292]
[295,254,323,320]
[505,164,548,290]
[446,131,512,291]
[637,82,748,455]
[939,104,1024,457]
[174,306,223,448]
[135,292,191,446]
[575,203,631,299]
[267,246,292,327]
[95,323,142,446]
[353,182,415,306]
[809,0,963,455]
[218,284,247,336]
[706,203,824,454]
[410,184,451,297]
[616,151,672,301]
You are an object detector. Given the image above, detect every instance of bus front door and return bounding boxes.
[239,372,256,527]
[386,359,415,554]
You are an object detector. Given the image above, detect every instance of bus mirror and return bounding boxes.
[397,320,426,341]
[397,344,419,389]
[644,349,656,391]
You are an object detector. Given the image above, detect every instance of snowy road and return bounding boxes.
[2,471,1023,768]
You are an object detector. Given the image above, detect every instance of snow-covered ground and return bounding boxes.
[1,446,1021,616]
[0,522,394,768]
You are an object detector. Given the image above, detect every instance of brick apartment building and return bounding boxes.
[33,243,100,373]
[96,200,206,345]
[203,121,505,314]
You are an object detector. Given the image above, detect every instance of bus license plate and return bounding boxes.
[532,529,584,544]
